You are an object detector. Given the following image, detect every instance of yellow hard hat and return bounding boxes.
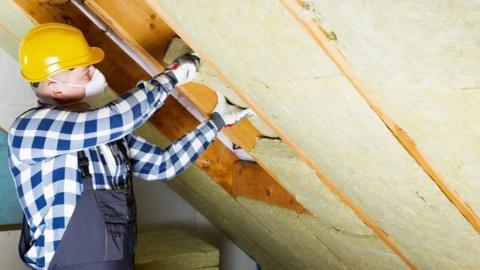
[18,23,104,82]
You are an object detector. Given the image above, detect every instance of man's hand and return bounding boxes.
[164,52,200,86]
[210,92,256,130]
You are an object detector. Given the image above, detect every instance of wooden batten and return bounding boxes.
[282,0,480,235]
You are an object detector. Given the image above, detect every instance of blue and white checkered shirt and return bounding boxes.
[7,74,219,269]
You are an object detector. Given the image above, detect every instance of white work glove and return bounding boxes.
[209,92,256,130]
[162,52,200,86]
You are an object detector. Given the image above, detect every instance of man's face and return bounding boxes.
[46,65,96,103]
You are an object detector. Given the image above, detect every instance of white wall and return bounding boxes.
[135,180,258,270]
[0,48,257,270]
[0,46,33,270]
[0,44,33,130]
[0,230,27,269]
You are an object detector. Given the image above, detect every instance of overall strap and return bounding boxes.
[115,139,131,173]
[115,139,134,192]
[77,150,93,191]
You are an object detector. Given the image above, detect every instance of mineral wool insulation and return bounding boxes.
[152,0,480,269]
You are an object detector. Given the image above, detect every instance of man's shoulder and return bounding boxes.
[7,106,47,147]
[15,106,46,119]
[9,107,40,129]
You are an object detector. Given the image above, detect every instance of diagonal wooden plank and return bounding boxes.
[280,0,480,235]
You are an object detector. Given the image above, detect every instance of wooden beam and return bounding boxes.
[12,0,310,215]
[144,1,418,269]
[281,0,480,235]
[84,0,174,70]
[233,161,308,214]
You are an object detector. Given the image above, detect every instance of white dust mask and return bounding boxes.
[82,69,107,104]
[49,69,107,106]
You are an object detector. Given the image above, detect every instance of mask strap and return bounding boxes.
[47,78,86,88]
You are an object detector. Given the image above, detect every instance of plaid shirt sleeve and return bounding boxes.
[8,74,176,164]
[126,119,219,181]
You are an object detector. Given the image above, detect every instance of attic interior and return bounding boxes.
[1,0,480,269]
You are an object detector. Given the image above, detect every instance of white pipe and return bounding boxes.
[71,0,255,162]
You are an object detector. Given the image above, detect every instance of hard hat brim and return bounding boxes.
[22,46,105,82]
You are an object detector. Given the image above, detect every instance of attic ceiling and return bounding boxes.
[2,1,480,269]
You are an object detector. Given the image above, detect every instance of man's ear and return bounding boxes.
[46,81,64,100]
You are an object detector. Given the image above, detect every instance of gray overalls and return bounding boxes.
[19,138,137,269]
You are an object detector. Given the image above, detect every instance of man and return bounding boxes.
[7,23,254,270]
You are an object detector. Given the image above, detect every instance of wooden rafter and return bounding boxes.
[232,161,308,214]
[12,0,310,215]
